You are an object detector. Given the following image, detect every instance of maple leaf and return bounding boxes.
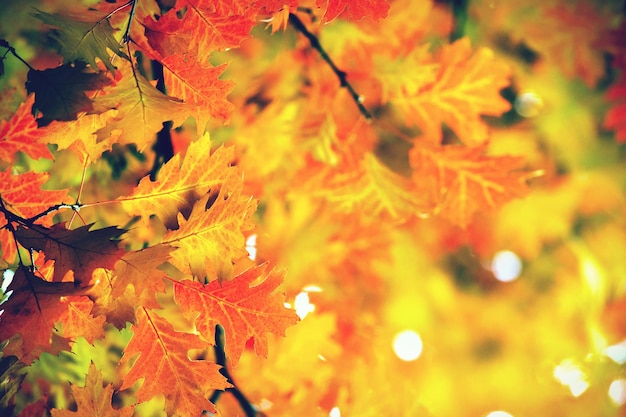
[396,37,511,146]
[117,137,236,229]
[409,143,529,228]
[33,10,127,71]
[306,152,427,222]
[605,75,626,143]
[51,363,133,417]
[14,223,124,285]
[0,95,52,162]
[162,54,235,128]
[172,263,299,365]
[0,266,85,362]
[162,177,257,279]
[319,0,390,22]
[90,59,189,149]
[121,307,230,416]
[143,0,255,62]
[26,62,112,126]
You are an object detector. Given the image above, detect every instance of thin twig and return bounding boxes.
[288,13,372,121]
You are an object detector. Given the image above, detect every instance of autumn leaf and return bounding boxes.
[26,62,112,126]
[306,152,427,222]
[172,263,299,365]
[0,170,71,263]
[163,176,257,279]
[0,266,84,362]
[14,223,124,285]
[117,137,236,229]
[144,0,255,61]
[55,296,106,344]
[121,307,230,416]
[50,363,133,417]
[410,143,529,228]
[162,54,234,128]
[90,59,189,149]
[319,0,390,22]
[396,37,511,145]
[88,269,137,328]
[0,95,52,162]
[33,9,127,71]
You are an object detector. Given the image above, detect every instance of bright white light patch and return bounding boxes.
[246,234,257,261]
[486,411,514,417]
[294,291,315,320]
[329,406,341,417]
[491,250,522,282]
[514,91,543,118]
[392,330,423,361]
[553,359,589,397]
[609,379,626,406]
[605,340,626,364]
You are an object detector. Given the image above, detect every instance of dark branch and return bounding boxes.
[209,325,258,417]
[288,13,372,121]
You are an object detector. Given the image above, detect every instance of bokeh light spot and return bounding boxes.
[491,250,522,282]
[486,411,514,417]
[245,234,257,260]
[609,379,626,406]
[392,330,423,361]
[605,340,626,364]
[294,291,315,319]
[514,91,543,117]
[329,406,341,417]
[553,359,589,397]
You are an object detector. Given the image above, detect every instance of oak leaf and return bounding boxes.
[55,296,106,344]
[410,143,529,228]
[117,137,236,229]
[14,223,124,285]
[33,10,127,71]
[162,54,234,128]
[0,266,84,362]
[319,0,390,22]
[397,37,511,146]
[144,0,255,61]
[121,307,230,416]
[50,363,133,417]
[306,152,427,222]
[90,60,189,149]
[0,95,52,162]
[26,62,112,126]
[88,268,137,328]
[163,177,257,280]
[172,263,299,365]
[0,170,71,263]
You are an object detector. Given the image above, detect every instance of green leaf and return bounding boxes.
[33,9,128,71]
[26,62,111,125]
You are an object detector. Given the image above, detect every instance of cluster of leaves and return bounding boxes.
[1,0,625,416]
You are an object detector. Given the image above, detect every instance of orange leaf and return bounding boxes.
[162,54,234,129]
[56,296,106,344]
[410,143,529,228]
[172,263,299,365]
[397,37,511,145]
[306,152,427,222]
[319,0,390,22]
[121,307,230,416]
[0,95,52,162]
[117,138,236,229]
[144,0,255,61]
[51,363,133,417]
[163,176,257,280]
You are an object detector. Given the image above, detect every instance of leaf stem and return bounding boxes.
[122,0,138,43]
[288,13,372,121]
[209,325,258,417]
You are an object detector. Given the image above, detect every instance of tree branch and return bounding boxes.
[288,13,372,121]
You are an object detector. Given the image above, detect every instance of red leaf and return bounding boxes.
[605,75,626,142]
[0,95,52,162]
[319,0,390,22]
[172,263,299,365]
